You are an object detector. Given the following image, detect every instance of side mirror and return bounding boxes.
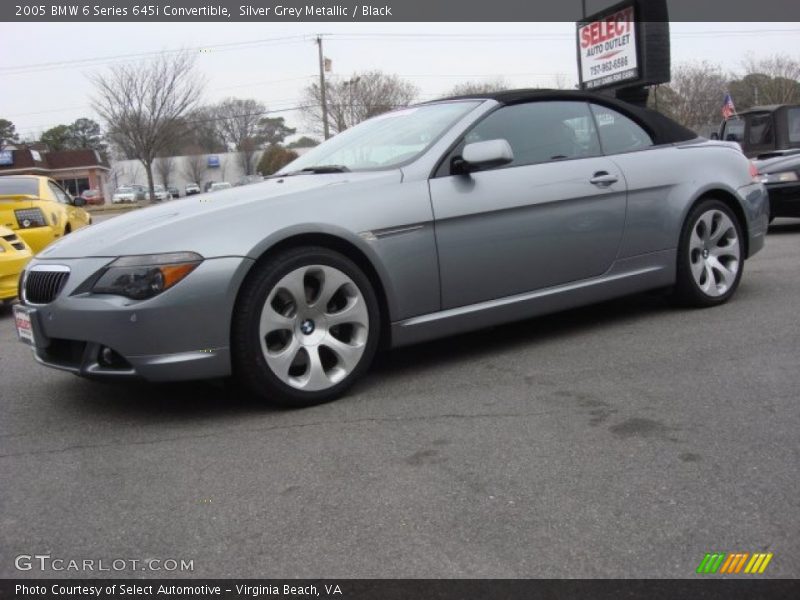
[73,196,86,207]
[455,139,514,174]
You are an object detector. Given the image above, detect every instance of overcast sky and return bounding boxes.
[1,21,798,141]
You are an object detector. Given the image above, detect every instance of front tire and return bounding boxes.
[232,247,380,407]
[672,199,744,307]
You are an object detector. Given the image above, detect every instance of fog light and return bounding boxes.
[99,346,129,369]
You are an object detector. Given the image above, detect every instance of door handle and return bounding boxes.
[589,171,618,186]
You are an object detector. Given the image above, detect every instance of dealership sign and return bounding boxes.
[0,150,13,165]
[578,4,639,89]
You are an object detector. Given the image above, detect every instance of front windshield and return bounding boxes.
[281,101,481,173]
[117,187,132,193]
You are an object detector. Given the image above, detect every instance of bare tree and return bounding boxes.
[180,106,226,154]
[182,147,208,189]
[729,55,800,108]
[446,78,508,96]
[301,70,418,135]
[652,61,728,131]
[235,137,260,177]
[91,52,204,203]
[218,154,229,182]
[212,98,265,176]
[154,155,176,188]
[549,73,574,90]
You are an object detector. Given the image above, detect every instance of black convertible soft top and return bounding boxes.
[431,89,698,146]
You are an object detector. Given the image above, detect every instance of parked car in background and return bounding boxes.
[112,186,138,203]
[0,175,91,254]
[168,186,180,199]
[0,225,32,303]
[209,182,233,192]
[12,90,769,407]
[80,189,105,206]
[754,149,800,220]
[185,183,200,196]
[150,185,171,202]
[719,104,800,158]
[130,184,147,201]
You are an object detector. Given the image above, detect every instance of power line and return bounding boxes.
[0,35,313,76]
[3,28,798,76]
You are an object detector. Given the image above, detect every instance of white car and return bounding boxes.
[151,185,171,202]
[111,186,137,203]
[209,182,233,192]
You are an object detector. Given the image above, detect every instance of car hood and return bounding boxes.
[753,151,800,173]
[37,171,402,259]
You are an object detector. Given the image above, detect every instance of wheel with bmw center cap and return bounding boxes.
[673,199,744,307]
[232,247,380,407]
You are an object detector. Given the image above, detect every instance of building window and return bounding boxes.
[58,178,90,196]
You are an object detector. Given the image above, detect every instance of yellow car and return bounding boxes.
[0,175,92,254]
[0,226,33,302]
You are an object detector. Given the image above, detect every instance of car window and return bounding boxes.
[747,113,773,147]
[0,177,39,196]
[461,101,602,168]
[722,116,745,143]
[48,181,70,204]
[789,108,800,144]
[590,104,653,154]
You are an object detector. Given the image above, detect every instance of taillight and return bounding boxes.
[14,208,47,228]
[749,162,759,182]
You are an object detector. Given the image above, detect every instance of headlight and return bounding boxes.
[760,171,799,184]
[92,252,203,300]
[14,208,47,228]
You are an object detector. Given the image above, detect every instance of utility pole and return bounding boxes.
[316,35,330,140]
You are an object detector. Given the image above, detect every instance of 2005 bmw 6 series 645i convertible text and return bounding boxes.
[14,90,769,407]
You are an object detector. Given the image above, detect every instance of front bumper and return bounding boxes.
[766,182,800,218]
[18,255,253,382]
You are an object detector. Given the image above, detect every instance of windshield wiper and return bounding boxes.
[298,165,350,174]
[287,165,350,175]
[268,165,351,179]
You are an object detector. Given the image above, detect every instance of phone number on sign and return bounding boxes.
[590,56,629,76]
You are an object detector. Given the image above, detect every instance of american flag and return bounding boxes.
[721,93,736,119]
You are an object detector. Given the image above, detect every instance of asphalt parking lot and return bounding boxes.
[1,218,798,579]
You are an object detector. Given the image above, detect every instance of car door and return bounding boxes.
[429,100,627,309]
[46,180,79,232]
[587,103,679,258]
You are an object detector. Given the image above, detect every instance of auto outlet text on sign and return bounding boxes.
[578,5,638,89]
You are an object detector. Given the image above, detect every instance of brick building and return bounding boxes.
[0,147,111,198]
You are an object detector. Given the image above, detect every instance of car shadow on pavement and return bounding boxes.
[368,291,674,385]
[0,289,710,418]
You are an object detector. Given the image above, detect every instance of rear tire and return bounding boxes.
[231,247,380,407]
[672,199,744,307]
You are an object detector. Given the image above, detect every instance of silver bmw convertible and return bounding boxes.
[14,90,769,406]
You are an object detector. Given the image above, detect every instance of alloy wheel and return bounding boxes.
[258,264,369,391]
[688,209,741,297]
